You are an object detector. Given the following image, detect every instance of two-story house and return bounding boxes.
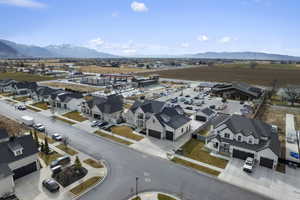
[30,86,62,103]
[49,91,83,111]
[0,129,39,198]
[0,79,16,93]
[81,94,123,123]
[206,115,280,169]
[12,81,38,96]
[146,105,192,141]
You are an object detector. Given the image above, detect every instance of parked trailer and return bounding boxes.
[21,116,34,126]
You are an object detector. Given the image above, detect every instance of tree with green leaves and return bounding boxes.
[74,156,82,171]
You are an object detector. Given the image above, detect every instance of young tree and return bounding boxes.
[40,142,45,153]
[284,86,300,106]
[33,130,39,148]
[74,156,82,171]
[44,137,50,154]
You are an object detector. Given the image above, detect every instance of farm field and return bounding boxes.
[0,72,56,82]
[139,66,300,86]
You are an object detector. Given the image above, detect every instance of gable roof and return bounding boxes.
[14,81,38,90]
[0,79,15,87]
[51,91,83,103]
[89,94,123,114]
[155,105,191,129]
[212,82,262,98]
[0,135,38,164]
[197,107,216,117]
[34,86,60,97]
[130,100,165,114]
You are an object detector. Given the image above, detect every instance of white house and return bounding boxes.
[0,129,39,198]
[81,94,123,123]
[12,81,38,96]
[50,91,83,111]
[206,115,280,169]
[125,100,192,141]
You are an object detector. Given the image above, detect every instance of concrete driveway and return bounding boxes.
[219,159,300,200]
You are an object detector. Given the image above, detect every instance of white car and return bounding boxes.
[52,133,63,141]
[33,123,45,132]
[243,157,254,173]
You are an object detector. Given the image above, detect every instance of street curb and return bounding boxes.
[70,159,109,200]
[128,191,181,200]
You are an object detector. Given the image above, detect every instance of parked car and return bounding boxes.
[243,157,254,173]
[51,133,63,141]
[17,105,26,110]
[185,95,190,98]
[170,97,178,103]
[194,96,199,100]
[185,106,193,110]
[209,105,216,109]
[98,121,109,128]
[42,179,60,193]
[33,123,45,132]
[51,165,62,176]
[50,156,71,168]
[91,120,101,127]
[180,97,186,102]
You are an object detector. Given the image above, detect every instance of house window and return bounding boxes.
[224,133,230,138]
[237,136,242,141]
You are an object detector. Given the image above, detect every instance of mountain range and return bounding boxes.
[0,39,300,61]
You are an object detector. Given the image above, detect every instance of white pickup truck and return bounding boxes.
[21,115,34,126]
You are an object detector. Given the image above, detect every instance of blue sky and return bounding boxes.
[0,0,299,56]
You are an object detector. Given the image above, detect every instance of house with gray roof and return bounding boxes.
[0,79,16,93]
[12,81,38,96]
[125,100,192,140]
[211,82,263,100]
[81,94,123,123]
[30,86,62,103]
[0,129,39,198]
[195,107,216,122]
[206,115,280,169]
[146,105,192,141]
[49,91,83,111]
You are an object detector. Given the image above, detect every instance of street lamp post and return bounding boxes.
[135,177,139,197]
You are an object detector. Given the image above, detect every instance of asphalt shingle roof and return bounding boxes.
[89,94,123,114]
[130,100,165,114]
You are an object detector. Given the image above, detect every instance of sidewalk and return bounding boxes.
[129,192,180,200]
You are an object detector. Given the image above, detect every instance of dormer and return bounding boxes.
[8,138,24,157]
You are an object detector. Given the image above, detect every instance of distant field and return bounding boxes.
[139,66,300,86]
[0,72,56,82]
[80,66,149,74]
[43,82,103,92]
[215,63,300,70]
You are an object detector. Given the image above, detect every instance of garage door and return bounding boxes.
[13,162,37,180]
[148,129,161,139]
[196,115,207,122]
[166,131,174,141]
[260,157,274,169]
[232,149,254,160]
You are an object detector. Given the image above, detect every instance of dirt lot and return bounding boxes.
[0,72,56,82]
[43,82,103,93]
[79,66,148,74]
[0,115,28,136]
[139,66,300,87]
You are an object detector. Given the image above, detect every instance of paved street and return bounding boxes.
[0,100,270,200]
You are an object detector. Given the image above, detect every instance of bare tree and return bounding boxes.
[284,86,300,106]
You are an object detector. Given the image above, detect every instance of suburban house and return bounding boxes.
[30,86,62,102]
[195,107,216,122]
[125,100,165,129]
[211,82,263,100]
[125,100,192,140]
[0,129,39,198]
[0,79,16,93]
[50,91,83,111]
[206,115,280,169]
[146,105,192,141]
[12,81,38,96]
[81,94,123,123]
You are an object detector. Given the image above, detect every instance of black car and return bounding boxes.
[98,121,108,128]
[50,156,71,168]
[209,105,216,109]
[185,95,190,98]
[186,106,193,110]
[17,105,26,110]
[42,179,60,193]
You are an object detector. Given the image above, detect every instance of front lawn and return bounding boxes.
[70,176,102,196]
[56,144,78,156]
[36,131,55,144]
[157,193,176,200]
[83,159,103,168]
[94,130,133,146]
[181,139,228,169]
[54,116,76,125]
[38,151,62,166]
[62,111,88,122]
[31,102,49,110]
[172,157,220,176]
[13,96,30,102]
[111,126,144,141]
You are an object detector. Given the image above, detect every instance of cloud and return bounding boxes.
[0,0,45,8]
[219,36,232,43]
[131,1,148,12]
[180,43,190,48]
[87,38,105,49]
[197,35,209,41]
